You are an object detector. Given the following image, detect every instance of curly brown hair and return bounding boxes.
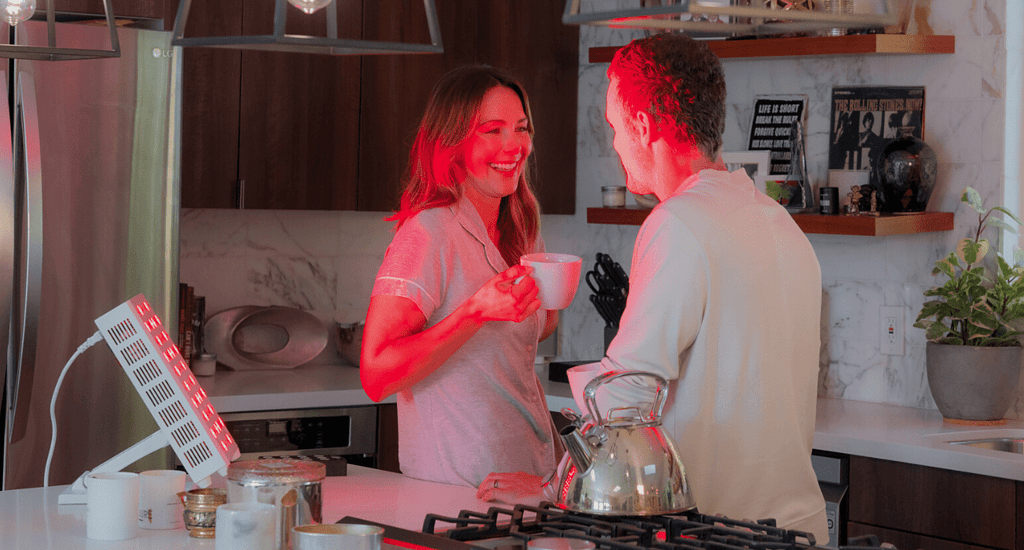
[607,34,726,159]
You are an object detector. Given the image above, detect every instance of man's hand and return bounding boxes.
[476,471,545,504]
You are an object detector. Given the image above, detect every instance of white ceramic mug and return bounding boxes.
[519,253,583,310]
[215,502,277,550]
[138,469,186,530]
[292,524,384,550]
[86,471,140,541]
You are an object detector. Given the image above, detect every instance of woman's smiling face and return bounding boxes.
[461,85,532,203]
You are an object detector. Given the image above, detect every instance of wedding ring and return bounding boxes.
[493,480,499,489]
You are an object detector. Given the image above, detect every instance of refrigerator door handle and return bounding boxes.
[7,68,42,445]
[0,65,15,467]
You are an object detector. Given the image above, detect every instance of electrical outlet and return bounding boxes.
[880,306,904,356]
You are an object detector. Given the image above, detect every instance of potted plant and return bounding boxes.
[914,187,1024,422]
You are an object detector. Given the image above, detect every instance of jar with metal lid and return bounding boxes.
[227,459,325,550]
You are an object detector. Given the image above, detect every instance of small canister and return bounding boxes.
[819,186,839,215]
[227,459,326,550]
[601,185,626,207]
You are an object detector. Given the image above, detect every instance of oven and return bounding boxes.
[210,406,380,476]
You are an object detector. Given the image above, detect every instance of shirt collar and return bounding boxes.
[452,196,509,273]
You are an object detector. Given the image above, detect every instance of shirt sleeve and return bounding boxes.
[371,217,446,322]
[599,207,707,397]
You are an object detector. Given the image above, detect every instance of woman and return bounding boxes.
[360,65,561,498]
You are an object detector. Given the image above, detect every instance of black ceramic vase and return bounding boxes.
[872,129,937,213]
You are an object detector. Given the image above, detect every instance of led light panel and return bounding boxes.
[94,294,239,486]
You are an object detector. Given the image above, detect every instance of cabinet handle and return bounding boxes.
[235,179,245,209]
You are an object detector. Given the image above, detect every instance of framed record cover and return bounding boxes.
[828,86,925,172]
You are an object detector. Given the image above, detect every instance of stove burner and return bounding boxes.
[423,502,888,550]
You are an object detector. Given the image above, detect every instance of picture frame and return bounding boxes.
[722,150,770,182]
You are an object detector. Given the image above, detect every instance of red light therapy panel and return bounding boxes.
[94,294,239,487]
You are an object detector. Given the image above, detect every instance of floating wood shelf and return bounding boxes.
[587,207,954,236]
[588,34,955,63]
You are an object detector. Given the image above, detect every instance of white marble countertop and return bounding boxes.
[0,466,498,549]
[199,364,1024,482]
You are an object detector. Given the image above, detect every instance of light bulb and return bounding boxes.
[287,0,332,15]
[0,0,34,26]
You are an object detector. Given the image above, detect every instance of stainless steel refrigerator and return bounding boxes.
[1,21,181,490]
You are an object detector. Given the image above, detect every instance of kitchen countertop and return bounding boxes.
[200,364,1024,482]
[0,465,501,549]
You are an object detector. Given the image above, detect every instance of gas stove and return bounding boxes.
[419,502,888,550]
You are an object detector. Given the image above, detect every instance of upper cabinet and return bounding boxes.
[52,0,171,20]
[178,0,579,214]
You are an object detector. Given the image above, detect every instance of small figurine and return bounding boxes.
[847,185,862,215]
[869,190,879,215]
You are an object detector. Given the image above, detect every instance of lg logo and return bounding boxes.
[151,48,173,59]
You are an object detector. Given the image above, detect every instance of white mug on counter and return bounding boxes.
[216,502,277,550]
[86,471,140,541]
[138,469,187,530]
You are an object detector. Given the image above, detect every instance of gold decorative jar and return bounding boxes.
[178,487,227,539]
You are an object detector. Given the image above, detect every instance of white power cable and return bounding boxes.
[43,330,104,489]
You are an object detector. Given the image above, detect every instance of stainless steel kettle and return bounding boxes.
[554,371,696,516]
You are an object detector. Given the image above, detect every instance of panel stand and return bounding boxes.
[57,430,183,505]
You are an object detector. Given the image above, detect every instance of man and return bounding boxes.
[598,33,828,542]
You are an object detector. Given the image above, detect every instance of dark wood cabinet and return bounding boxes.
[848,455,1018,550]
[179,0,578,213]
[377,403,399,473]
[53,0,169,21]
[179,0,361,210]
[358,0,578,214]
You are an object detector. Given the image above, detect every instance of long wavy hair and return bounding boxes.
[388,65,541,267]
[607,34,726,159]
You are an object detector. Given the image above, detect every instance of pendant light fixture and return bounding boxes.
[0,0,35,26]
[172,0,443,56]
[0,0,119,60]
[562,0,901,38]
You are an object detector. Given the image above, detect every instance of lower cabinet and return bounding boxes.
[377,403,400,473]
[848,455,1020,550]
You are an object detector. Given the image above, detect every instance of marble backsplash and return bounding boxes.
[179,0,1024,419]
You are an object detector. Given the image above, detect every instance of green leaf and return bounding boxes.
[962,187,984,213]
[992,206,1024,229]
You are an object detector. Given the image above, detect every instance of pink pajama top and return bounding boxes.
[371,197,561,487]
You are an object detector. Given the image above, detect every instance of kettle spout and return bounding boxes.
[559,425,594,474]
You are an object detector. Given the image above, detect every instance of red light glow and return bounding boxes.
[183,375,195,391]
[202,404,215,422]
[220,440,230,452]
[155,331,169,346]
[190,392,205,409]
[135,301,152,317]
[162,347,179,363]
[144,317,160,332]
[173,360,187,377]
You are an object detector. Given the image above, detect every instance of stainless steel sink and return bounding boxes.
[950,438,1024,454]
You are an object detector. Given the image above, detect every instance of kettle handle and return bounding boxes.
[583,370,668,426]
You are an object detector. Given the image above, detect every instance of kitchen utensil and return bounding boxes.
[585,271,616,296]
[588,294,615,328]
[519,253,583,310]
[138,469,186,530]
[594,253,629,296]
[293,523,384,550]
[206,306,329,371]
[179,487,227,539]
[556,371,696,516]
[227,459,326,550]
[216,502,277,550]
[86,472,140,541]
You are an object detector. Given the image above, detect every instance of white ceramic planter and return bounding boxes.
[926,342,1022,421]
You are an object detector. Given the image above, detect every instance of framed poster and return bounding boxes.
[828,86,925,172]
[722,150,770,182]
[747,94,807,176]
